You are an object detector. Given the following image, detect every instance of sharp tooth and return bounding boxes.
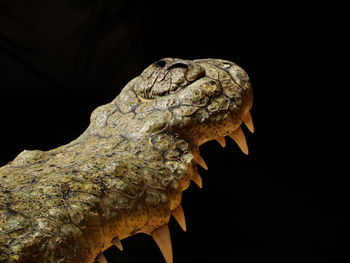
[214,136,226,147]
[112,237,123,251]
[243,111,254,133]
[229,127,249,155]
[96,253,108,263]
[151,225,173,263]
[193,151,208,170]
[192,172,203,188]
[197,155,208,170]
[172,205,187,232]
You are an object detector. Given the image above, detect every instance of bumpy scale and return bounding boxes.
[0,58,254,263]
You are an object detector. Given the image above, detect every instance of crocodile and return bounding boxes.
[0,58,254,263]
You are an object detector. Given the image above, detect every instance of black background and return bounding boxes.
[0,1,342,263]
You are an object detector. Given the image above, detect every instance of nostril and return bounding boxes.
[154,60,167,68]
[167,62,189,70]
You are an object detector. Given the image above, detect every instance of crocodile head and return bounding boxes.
[0,58,254,263]
[92,58,254,191]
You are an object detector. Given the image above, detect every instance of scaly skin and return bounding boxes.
[0,58,253,263]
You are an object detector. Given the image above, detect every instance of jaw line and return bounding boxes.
[191,109,254,174]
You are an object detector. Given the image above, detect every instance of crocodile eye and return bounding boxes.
[154,60,167,68]
[167,62,188,70]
